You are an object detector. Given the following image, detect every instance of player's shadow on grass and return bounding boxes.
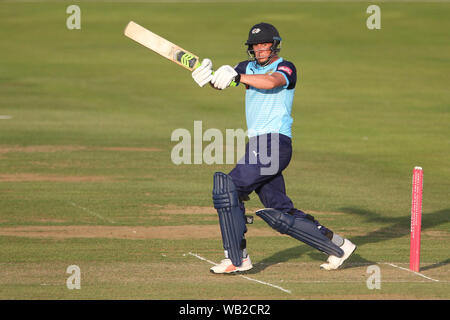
[310,207,450,270]
[339,207,449,245]
[246,244,313,274]
[247,208,449,274]
[340,207,450,269]
[419,258,450,271]
[248,245,375,274]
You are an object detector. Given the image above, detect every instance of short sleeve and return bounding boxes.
[234,61,250,75]
[275,61,297,89]
[233,61,250,87]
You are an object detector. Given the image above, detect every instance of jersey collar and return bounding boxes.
[252,57,283,70]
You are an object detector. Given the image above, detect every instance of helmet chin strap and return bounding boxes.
[248,42,281,67]
[257,53,277,67]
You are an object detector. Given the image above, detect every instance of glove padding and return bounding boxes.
[192,58,213,87]
[211,65,237,90]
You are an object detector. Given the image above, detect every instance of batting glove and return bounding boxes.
[211,65,238,90]
[192,58,213,87]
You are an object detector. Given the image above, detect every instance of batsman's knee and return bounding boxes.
[212,173,240,210]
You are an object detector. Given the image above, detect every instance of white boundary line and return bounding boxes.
[188,254,444,286]
[383,263,441,282]
[239,274,292,294]
[188,252,219,266]
[188,252,292,294]
[69,201,115,224]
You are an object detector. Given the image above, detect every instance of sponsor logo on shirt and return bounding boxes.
[277,65,292,76]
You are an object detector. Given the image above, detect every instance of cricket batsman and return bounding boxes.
[192,22,357,273]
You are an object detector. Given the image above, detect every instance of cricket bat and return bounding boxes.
[124,21,237,86]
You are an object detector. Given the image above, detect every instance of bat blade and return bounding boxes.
[124,21,237,87]
[124,21,200,71]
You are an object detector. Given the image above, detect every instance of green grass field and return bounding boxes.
[0,1,449,300]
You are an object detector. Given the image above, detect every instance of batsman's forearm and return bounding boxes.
[239,74,283,90]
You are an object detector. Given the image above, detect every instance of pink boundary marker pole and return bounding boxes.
[410,166,423,272]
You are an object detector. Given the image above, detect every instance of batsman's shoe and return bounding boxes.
[210,256,253,274]
[320,239,356,271]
